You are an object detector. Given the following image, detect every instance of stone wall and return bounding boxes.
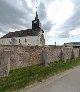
[10,46,43,70]
[45,47,61,62]
[0,45,80,71]
[62,47,73,61]
[0,49,10,77]
[73,48,79,59]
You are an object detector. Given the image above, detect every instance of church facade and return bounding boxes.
[0,12,45,46]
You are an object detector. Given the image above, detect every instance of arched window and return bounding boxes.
[11,38,17,45]
[40,34,44,43]
[40,34,45,46]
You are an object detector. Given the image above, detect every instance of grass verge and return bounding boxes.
[0,59,80,92]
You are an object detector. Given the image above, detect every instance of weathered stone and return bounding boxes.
[0,45,80,72]
[42,49,48,66]
[0,50,10,77]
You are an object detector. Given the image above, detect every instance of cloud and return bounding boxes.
[0,0,33,34]
[57,0,80,38]
[31,0,55,7]
[44,0,55,4]
[31,0,54,31]
[42,20,54,31]
[38,2,47,20]
[0,0,54,36]
[69,27,80,37]
[37,1,54,31]
[58,32,70,38]
[21,0,33,14]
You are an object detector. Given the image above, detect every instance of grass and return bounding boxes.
[0,59,80,92]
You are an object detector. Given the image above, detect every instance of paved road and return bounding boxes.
[22,67,80,92]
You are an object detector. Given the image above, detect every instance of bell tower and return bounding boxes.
[32,11,41,30]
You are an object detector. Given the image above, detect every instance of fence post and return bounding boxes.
[42,47,48,66]
[60,49,64,61]
[71,49,75,60]
[79,48,80,58]
[0,50,10,77]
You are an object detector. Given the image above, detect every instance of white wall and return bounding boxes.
[0,38,11,45]
[0,36,39,46]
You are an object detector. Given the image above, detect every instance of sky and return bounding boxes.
[0,0,80,45]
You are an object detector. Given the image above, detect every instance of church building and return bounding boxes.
[0,12,45,46]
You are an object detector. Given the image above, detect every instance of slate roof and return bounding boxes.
[64,42,80,46]
[2,29,41,38]
[70,42,80,45]
[64,42,80,45]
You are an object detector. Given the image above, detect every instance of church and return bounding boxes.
[0,12,45,46]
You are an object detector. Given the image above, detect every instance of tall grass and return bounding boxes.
[0,59,80,92]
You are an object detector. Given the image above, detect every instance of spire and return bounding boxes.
[35,5,38,20]
[35,11,38,20]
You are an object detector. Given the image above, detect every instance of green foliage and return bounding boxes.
[0,59,80,92]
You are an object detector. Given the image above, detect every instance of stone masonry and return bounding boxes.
[0,49,10,77]
[0,45,80,72]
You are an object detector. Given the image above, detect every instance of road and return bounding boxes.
[20,66,80,92]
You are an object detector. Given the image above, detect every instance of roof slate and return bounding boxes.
[2,29,40,38]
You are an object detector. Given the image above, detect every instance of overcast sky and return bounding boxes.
[0,0,80,45]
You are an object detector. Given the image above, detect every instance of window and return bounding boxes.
[19,39,20,43]
[40,38,41,44]
[11,38,17,45]
[2,40,3,43]
[40,34,45,45]
[25,39,27,42]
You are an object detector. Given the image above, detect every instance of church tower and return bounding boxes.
[32,11,41,30]
[32,11,45,46]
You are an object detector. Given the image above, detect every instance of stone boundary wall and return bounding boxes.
[0,49,10,77]
[0,45,80,70]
